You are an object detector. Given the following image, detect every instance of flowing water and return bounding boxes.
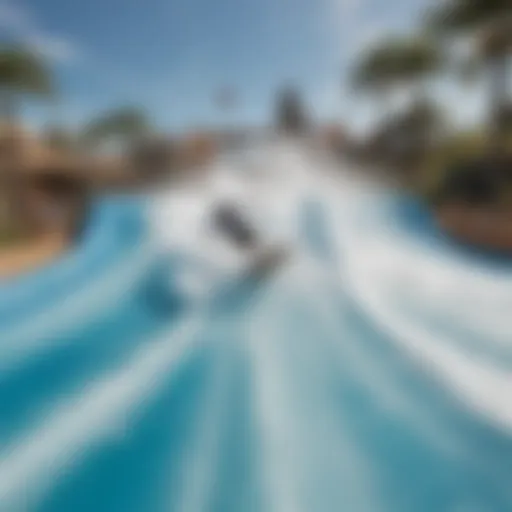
[1,142,512,512]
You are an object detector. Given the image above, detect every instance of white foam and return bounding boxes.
[318,169,512,431]
[247,263,380,512]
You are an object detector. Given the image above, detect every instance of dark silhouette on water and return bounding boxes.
[211,202,259,249]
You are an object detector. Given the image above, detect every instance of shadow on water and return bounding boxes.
[137,257,190,320]
[138,253,273,321]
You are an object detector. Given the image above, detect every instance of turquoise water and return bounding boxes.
[2,171,512,512]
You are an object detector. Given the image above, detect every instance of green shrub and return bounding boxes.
[418,130,511,203]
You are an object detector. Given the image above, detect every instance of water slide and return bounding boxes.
[1,143,512,512]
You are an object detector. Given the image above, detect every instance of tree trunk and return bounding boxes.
[488,52,509,153]
[0,92,24,238]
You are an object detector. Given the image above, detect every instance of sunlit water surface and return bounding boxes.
[1,143,512,512]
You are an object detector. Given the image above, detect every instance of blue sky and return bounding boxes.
[0,0,485,134]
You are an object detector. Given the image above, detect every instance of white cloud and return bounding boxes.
[29,34,79,62]
[0,1,80,63]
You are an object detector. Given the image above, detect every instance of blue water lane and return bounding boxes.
[2,147,512,512]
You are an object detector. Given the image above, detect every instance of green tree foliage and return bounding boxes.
[83,107,150,150]
[0,45,52,120]
[428,0,511,145]
[352,36,442,94]
[352,37,443,166]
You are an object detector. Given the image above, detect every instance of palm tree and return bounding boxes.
[352,36,442,107]
[351,36,442,164]
[428,0,511,146]
[82,107,150,153]
[0,45,52,121]
[0,46,53,234]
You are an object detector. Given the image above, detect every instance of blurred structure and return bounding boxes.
[317,123,347,157]
[0,46,53,238]
[0,124,87,235]
[276,87,311,135]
